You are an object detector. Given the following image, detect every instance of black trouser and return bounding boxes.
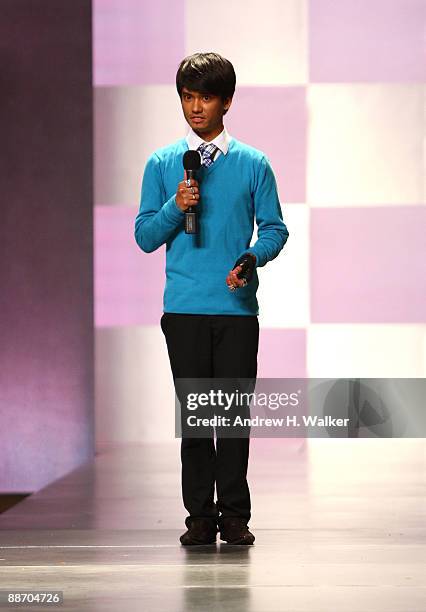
[160,313,259,526]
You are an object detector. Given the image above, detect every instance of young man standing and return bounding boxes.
[134,52,289,545]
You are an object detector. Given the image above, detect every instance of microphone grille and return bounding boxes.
[183,150,201,171]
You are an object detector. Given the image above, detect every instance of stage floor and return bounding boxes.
[0,439,425,611]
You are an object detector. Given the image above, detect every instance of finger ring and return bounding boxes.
[228,285,236,292]
[185,179,191,187]
[191,187,195,195]
[192,193,195,199]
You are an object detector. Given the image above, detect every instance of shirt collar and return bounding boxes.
[185,126,232,155]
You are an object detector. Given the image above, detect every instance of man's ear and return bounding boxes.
[223,97,233,115]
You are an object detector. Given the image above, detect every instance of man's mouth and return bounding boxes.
[191,117,205,123]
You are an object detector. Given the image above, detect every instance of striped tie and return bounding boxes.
[197,143,219,167]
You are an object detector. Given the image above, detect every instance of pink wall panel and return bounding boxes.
[95,206,165,326]
[226,86,307,203]
[309,0,426,82]
[93,0,185,85]
[310,206,426,323]
[91,0,425,446]
[258,329,307,378]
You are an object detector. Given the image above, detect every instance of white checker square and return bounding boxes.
[257,203,309,328]
[307,324,426,378]
[185,0,308,85]
[95,86,186,205]
[307,84,424,206]
[96,326,176,443]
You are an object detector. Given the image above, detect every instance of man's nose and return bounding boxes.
[192,98,202,113]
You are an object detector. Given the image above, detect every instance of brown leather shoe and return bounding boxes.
[180,518,218,546]
[219,517,255,545]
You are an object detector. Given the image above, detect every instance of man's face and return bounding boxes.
[181,87,232,141]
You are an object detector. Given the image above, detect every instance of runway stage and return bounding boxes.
[0,439,425,611]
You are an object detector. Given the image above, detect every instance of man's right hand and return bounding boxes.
[176,171,200,212]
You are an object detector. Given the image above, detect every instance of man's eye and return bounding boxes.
[203,96,210,101]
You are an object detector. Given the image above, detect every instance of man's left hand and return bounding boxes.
[226,253,256,291]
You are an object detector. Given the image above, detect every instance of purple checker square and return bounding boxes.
[93,0,185,85]
[258,328,307,378]
[95,206,165,327]
[226,87,307,204]
[309,0,426,82]
[311,206,426,323]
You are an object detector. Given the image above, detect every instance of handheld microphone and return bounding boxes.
[183,150,201,234]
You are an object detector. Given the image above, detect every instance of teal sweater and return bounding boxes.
[134,137,289,316]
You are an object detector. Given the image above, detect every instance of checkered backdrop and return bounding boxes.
[93,0,425,444]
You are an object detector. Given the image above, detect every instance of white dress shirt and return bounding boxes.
[185,126,233,162]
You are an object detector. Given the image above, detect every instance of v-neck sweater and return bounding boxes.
[134,137,289,316]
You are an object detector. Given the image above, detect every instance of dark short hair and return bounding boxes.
[176,52,236,104]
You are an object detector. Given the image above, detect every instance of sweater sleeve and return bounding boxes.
[134,153,185,253]
[241,156,289,268]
